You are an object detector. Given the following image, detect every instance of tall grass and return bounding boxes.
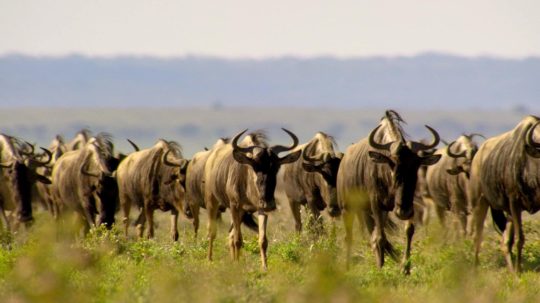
[0,208,539,303]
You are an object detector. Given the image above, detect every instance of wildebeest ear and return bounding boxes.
[279,150,301,165]
[525,145,540,158]
[420,154,441,166]
[233,150,256,166]
[164,174,179,185]
[446,166,464,175]
[368,151,394,167]
[36,174,52,184]
[302,162,319,172]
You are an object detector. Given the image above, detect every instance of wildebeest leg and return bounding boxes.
[372,208,386,268]
[93,192,104,227]
[258,212,269,270]
[121,196,131,238]
[453,199,468,238]
[472,198,488,266]
[501,218,515,272]
[343,209,354,269]
[510,202,524,273]
[190,202,200,238]
[170,208,179,241]
[145,206,155,239]
[135,209,146,239]
[306,200,323,235]
[434,204,447,237]
[289,200,302,233]
[207,199,219,261]
[401,219,415,275]
[0,204,10,231]
[229,205,243,261]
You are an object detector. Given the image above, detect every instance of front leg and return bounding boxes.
[371,208,386,268]
[170,208,179,241]
[145,205,155,239]
[258,211,269,270]
[509,201,524,273]
[401,219,415,275]
[289,199,302,233]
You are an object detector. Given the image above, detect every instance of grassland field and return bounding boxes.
[0,107,539,303]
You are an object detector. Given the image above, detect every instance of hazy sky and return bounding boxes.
[1,0,539,58]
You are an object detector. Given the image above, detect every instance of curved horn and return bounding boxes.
[416,125,440,151]
[127,139,140,152]
[446,141,466,158]
[20,141,35,155]
[163,149,188,169]
[302,141,321,163]
[231,129,252,153]
[270,128,299,154]
[34,147,52,165]
[468,133,486,140]
[80,161,100,178]
[526,121,540,149]
[368,125,393,151]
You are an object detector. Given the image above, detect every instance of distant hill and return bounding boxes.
[0,53,538,110]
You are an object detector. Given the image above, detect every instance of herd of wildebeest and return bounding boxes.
[1,110,540,274]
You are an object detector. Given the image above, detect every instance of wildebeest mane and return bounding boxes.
[165,140,184,158]
[94,132,114,159]
[245,130,268,148]
[378,109,407,143]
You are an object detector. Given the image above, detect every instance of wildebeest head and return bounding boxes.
[162,145,190,187]
[446,133,483,178]
[301,138,343,215]
[525,121,540,159]
[368,123,441,220]
[232,128,301,212]
[0,135,53,223]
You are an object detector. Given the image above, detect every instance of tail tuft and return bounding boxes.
[490,207,507,234]
[241,212,259,232]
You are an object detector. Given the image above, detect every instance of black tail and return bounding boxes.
[490,207,507,234]
[242,212,259,232]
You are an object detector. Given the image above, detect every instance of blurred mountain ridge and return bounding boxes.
[1,53,538,110]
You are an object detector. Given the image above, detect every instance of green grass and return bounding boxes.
[0,208,539,303]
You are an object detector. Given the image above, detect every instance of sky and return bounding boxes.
[0,0,539,58]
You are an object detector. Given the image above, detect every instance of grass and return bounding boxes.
[0,206,539,303]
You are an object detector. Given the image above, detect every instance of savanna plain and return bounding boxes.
[0,107,539,303]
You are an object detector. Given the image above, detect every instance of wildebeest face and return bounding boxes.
[368,122,441,220]
[446,141,479,179]
[232,128,301,212]
[302,155,342,187]
[234,147,300,211]
[370,144,440,219]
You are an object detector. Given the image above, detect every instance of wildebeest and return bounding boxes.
[50,133,117,231]
[282,132,342,233]
[0,134,52,230]
[117,139,188,240]
[424,134,481,236]
[67,129,91,151]
[336,110,441,274]
[470,115,540,273]
[34,135,67,218]
[204,129,300,269]
[184,137,229,237]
